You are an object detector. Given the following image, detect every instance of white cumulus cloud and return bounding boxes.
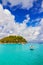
[39,1,43,13]
[41,1,43,8]
[2,0,37,9]
[0,4,43,42]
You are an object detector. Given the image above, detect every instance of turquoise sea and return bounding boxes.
[0,43,43,65]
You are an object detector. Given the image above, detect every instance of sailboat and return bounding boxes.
[30,45,34,50]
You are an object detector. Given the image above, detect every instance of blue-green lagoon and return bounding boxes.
[0,43,43,65]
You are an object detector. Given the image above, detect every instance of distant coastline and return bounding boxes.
[0,35,27,44]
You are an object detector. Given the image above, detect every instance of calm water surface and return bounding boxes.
[0,43,43,65]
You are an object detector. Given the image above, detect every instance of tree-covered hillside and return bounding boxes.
[0,36,27,44]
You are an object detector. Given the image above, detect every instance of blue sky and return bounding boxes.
[0,0,43,42]
[1,0,43,24]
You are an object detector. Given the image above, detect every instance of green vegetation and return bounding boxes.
[0,35,27,44]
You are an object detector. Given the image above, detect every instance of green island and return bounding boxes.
[0,35,27,44]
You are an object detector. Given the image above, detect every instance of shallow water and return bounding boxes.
[0,43,43,65]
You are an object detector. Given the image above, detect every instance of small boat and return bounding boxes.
[30,45,34,50]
